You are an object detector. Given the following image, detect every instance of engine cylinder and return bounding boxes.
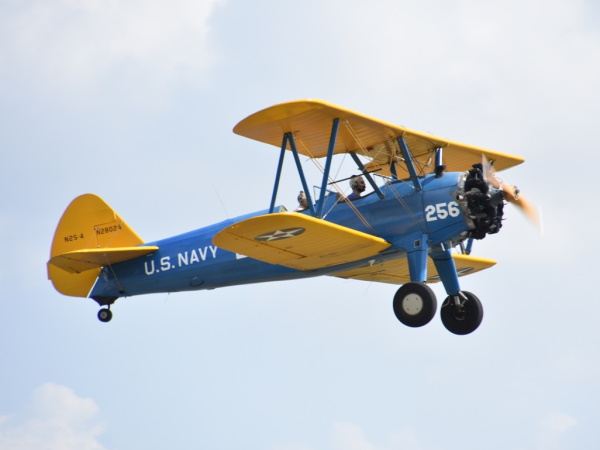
[461,164,504,239]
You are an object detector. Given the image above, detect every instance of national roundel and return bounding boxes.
[255,228,306,242]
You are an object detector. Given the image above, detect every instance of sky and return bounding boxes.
[1,0,599,449]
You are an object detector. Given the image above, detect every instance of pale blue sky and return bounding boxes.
[1,1,599,449]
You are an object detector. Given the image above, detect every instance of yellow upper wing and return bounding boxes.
[213,212,391,271]
[331,253,496,284]
[234,99,524,176]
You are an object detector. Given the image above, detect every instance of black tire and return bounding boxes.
[440,291,483,335]
[98,308,113,323]
[393,282,437,327]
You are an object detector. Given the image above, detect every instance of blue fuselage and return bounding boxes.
[90,173,469,299]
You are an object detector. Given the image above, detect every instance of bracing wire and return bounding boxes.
[292,121,438,235]
[295,135,375,233]
[343,121,432,232]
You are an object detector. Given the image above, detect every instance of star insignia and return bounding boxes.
[255,227,305,241]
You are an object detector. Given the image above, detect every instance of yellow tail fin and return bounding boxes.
[48,194,147,297]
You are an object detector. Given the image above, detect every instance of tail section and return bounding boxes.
[48,194,155,298]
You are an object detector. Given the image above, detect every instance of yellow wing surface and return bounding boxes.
[331,253,496,284]
[213,212,391,271]
[49,246,159,274]
[234,99,524,177]
[213,212,494,281]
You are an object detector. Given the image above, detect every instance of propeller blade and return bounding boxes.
[481,154,540,229]
[501,184,519,203]
[507,187,540,228]
[481,154,501,189]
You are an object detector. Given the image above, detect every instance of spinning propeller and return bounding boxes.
[482,155,540,229]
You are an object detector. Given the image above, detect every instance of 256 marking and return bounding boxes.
[425,201,460,222]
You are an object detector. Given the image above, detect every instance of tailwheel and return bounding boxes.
[440,291,483,335]
[97,308,113,323]
[393,282,437,328]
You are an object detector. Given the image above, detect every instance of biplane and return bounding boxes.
[48,99,535,334]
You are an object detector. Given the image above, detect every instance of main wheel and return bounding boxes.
[440,291,483,335]
[97,308,113,323]
[393,282,437,327]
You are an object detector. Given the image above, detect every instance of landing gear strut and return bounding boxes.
[97,308,113,323]
[393,282,437,327]
[440,291,483,335]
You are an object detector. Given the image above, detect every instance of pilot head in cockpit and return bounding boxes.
[348,175,366,200]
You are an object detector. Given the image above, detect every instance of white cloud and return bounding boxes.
[0,383,106,450]
[273,422,425,450]
[534,410,577,450]
[0,0,225,94]
[541,410,577,434]
[332,422,424,450]
[333,422,377,450]
[272,445,316,450]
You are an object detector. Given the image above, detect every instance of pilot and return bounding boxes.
[347,175,366,200]
[295,191,309,211]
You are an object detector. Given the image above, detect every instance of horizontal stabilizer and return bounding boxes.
[49,246,159,274]
[331,253,496,285]
[213,212,390,271]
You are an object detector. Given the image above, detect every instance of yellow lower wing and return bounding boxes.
[212,212,390,271]
[49,246,159,274]
[331,253,496,284]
